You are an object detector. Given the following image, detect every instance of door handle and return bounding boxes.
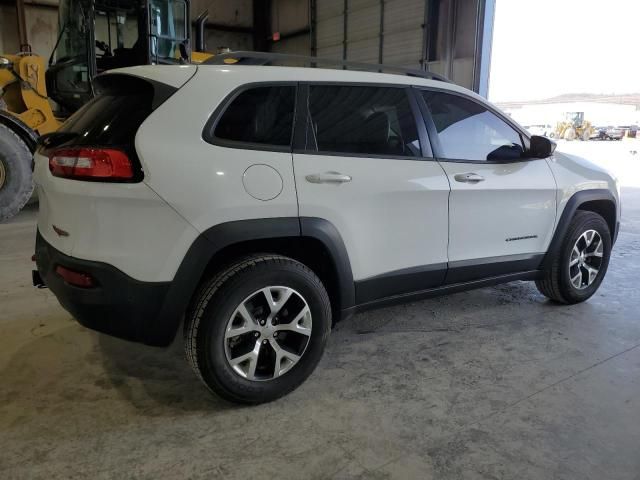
[305,172,352,184]
[454,173,485,184]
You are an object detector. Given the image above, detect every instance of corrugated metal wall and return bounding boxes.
[270,0,310,55]
[314,0,426,68]
[382,0,426,67]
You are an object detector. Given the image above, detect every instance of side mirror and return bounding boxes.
[529,135,556,158]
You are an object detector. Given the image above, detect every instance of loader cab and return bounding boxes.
[46,0,189,114]
[565,112,585,128]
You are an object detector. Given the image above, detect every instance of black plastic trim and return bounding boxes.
[542,189,618,269]
[35,230,170,345]
[291,150,434,161]
[0,110,39,153]
[353,270,542,313]
[446,253,544,284]
[355,263,447,304]
[154,217,354,346]
[151,217,302,345]
[299,217,356,310]
[292,83,308,151]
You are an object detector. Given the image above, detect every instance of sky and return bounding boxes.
[488,0,640,103]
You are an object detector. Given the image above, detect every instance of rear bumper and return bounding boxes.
[35,230,171,345]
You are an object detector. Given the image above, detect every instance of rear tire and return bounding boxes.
[0,124,34,222]
[184,254,332,404]
[536,211,611,304]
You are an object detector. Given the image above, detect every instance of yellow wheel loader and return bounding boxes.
[0,0,212,221]
[552,112,593,141]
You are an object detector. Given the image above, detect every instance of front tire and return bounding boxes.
[536,211,611,304]
[184,254,332,404]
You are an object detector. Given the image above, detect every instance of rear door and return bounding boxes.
[416,88,557,283]
[292,83,451,304]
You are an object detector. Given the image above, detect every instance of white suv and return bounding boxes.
[33,53,621,404]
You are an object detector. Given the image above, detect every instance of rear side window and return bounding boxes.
[210,86,296,147]
[307,85,421,157]
[420,91,524,162]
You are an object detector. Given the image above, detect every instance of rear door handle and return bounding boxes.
[454,173,485,184]
[305,172,352,184]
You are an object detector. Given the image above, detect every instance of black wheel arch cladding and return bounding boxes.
[541,189,617,271]
[150,217,355,347]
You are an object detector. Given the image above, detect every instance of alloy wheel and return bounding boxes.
[224,286,312,381]
[569,229,603,290]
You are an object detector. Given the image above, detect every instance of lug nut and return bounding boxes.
[260,320,266,326]
[262,339,268,344]
[254,332,259,337]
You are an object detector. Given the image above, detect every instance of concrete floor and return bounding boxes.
[2,146,640,479]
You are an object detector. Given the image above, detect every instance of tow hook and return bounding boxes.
[32,270,47,289]
[31,254,47,289]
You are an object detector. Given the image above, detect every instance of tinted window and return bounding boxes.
[421,91,524,161]
[307,86,421,157]
[57,75,172,147]
[213,86,295,146]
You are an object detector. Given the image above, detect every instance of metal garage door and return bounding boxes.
[316,0,426,68]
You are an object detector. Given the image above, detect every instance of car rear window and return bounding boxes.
[38,75,177,180]
[56,74,176,147]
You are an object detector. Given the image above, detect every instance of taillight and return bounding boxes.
[55,265,95,288]
[48,147,133,180]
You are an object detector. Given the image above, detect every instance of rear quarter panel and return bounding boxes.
[135,68,299,232]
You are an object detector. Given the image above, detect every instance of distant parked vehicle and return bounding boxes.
[526,124,553,137]
[589,127,608,140]
[605,126,624,141]
[617,125,638,138]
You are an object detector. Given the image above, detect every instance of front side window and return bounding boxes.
[212,86,296,147]
[421,91,524,162]
[307,86,421,157]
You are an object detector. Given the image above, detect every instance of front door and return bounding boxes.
[417,89,557,283]
[293,84,451,304]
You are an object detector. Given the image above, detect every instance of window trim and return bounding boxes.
[293,81,435,161]
[413,86,535,164]
[202,81,298,153]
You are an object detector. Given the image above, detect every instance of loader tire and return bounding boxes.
[0,124,34,223]
[564,127,577,141]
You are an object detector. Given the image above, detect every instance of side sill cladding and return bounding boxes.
[149,217,354,346]
[542,189,618,271]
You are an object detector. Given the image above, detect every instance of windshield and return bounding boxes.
[49,0,90,93]
[93,1,145,73]
[149,0,188,63]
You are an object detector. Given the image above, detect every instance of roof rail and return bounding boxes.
[203,51,452,83]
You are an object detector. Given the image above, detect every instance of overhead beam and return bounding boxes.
[0,0,58,9]
[193,21,254,35]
